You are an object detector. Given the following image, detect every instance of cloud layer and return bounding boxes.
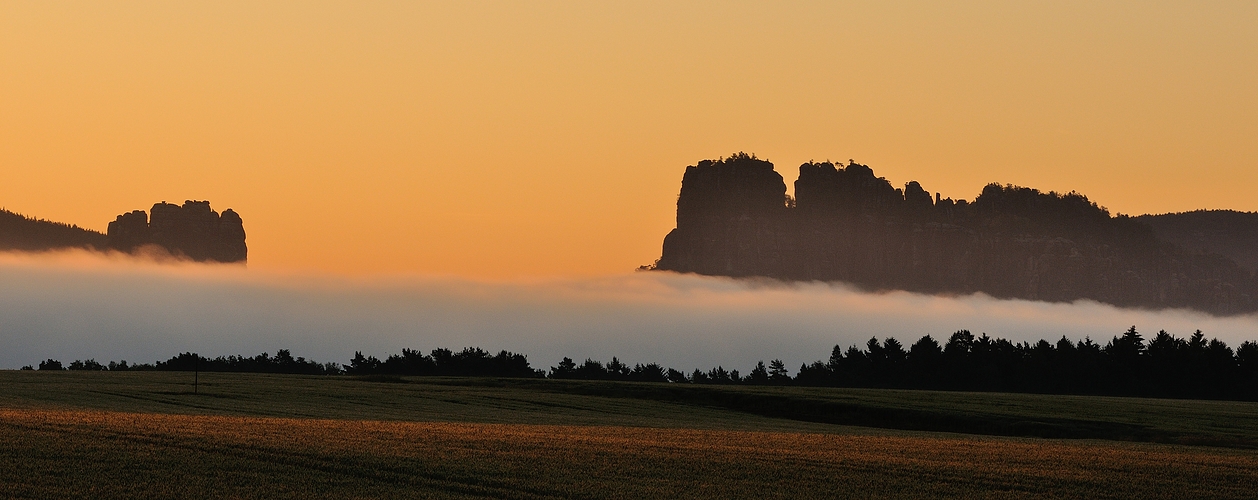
[2,250,1256,372]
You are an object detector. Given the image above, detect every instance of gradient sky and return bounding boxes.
[3,1,1256,277]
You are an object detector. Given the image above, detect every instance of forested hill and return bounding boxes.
[1139,210,1258,274]
[0,209,107,252]
[0,201,246,263]
[652,154,1257,316]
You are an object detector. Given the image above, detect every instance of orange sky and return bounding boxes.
[2,1,1255,277]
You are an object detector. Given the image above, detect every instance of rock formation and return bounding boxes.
[107,200,247,263]
[654,153,1257,316]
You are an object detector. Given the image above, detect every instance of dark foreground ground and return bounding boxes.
[2,371,1257,498]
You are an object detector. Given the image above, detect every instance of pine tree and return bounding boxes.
[768,359,789,382]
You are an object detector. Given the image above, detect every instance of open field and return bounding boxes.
[6,371,1258,445]
[3,371,1258,498]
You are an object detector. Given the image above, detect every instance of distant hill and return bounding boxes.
[0,201,246,263]
[0,209,107,252]
[652,154,1256,316]
[1139,210,1258,274]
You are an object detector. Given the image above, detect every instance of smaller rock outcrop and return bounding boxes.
[107,200,247,263]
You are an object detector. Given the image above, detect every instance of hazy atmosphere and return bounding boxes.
[3,1,1256,277]
[3,251,1254,371]
[3,0,1257,374]
[6,3,1258,496]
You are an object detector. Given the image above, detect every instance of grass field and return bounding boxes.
[3,371,1258,498]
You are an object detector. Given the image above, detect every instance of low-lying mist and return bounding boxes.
[2,250,1255,372]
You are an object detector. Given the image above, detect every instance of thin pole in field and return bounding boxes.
[194,354,199,395]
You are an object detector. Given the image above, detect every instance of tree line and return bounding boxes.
[26,347,536,378]
[795,327,1258,400]
[0,208,107,252]
[24,326,1258,401]
[30,350,340,375]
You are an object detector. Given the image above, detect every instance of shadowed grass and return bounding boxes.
[5,371,1258,446]
[2,408,1258,499]
[4,371,1258,498]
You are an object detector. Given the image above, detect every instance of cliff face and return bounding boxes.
[655,155,1256,316]
[660,155,789,277]
[107,200,247,263]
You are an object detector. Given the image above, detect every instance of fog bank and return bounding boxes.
[2,251,1255,372]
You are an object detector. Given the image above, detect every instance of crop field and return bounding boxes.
[3,372,1258,498]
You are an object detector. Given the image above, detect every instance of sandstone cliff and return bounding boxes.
[655,154,1256,316]
[107,200,247,263]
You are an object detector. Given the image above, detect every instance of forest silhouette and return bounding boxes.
[29,326,1258,402]
[0,209,105,251]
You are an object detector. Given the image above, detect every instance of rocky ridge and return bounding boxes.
[654,153,1257,316]
[107,200,247,262]
[0,201,246,263]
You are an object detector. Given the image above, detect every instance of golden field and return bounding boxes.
[3,407,1258,498]
[3,372,1258,498]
